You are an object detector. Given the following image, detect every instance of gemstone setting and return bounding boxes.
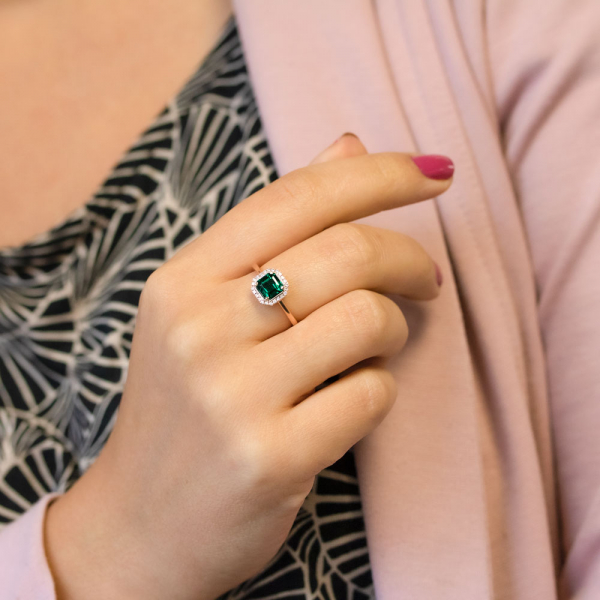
[251,269,289,305]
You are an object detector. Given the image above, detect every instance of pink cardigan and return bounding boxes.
[2,1,599,598]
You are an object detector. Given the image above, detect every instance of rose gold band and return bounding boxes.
[252,263,298,326]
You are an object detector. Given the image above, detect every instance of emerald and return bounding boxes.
[251,268,289,305]
[257,272,283,300]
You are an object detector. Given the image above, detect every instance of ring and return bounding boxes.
[251,263,298,326]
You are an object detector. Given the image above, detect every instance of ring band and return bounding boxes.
[251,263,298,326]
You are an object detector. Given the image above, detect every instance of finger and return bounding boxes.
[309,132,368,165]
[276,360,397,483]
[233,222,438,339]
[172,151,454,280]
[251,289,408,405]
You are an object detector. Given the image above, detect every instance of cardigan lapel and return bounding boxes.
[233,2,557,598]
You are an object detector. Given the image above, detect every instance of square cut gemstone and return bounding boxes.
[256,272,284,300]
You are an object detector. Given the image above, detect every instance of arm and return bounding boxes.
[487,0,600,596]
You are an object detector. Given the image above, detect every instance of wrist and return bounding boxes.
[43,452,161,600]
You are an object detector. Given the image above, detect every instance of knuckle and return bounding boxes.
[163,317,202,365]
[356,369,397,425]
[343,289,389,344]
[192,367,245,423]
[270,168,321,211]
[210,364,251,410]
[235,430,281,488]
[326,223,380,271]
[369,152,409,193]
[143,270,222,364]
[162,313,221,374]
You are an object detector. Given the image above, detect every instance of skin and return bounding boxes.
[0,0,233,248]
[44,134,454,599]
[1,1,452,597]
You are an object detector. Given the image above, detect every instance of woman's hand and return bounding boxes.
[44,134,453,600]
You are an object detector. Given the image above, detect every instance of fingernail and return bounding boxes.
[434,261,443,286]
[335,131,359,143]
[411,154,455,180]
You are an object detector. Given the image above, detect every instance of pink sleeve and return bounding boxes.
[488,0,600,597]
[0,493,60,599]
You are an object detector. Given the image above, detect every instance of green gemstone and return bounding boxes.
[256,272,284,300]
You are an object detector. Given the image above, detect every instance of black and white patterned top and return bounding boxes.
[0,17,374,599]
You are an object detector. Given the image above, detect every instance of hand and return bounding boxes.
[44,134,453,600]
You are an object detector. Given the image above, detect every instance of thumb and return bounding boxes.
[309,132,368,165]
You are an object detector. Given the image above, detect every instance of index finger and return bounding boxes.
[175,152,454,280]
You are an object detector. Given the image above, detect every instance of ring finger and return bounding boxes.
[233,222,440,340]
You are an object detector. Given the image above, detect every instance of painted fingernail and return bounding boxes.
[434,261,443,286]
[411,154,455,180]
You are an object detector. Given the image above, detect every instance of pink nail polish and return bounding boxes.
[434,261,443,286]
[411,154,455,180]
